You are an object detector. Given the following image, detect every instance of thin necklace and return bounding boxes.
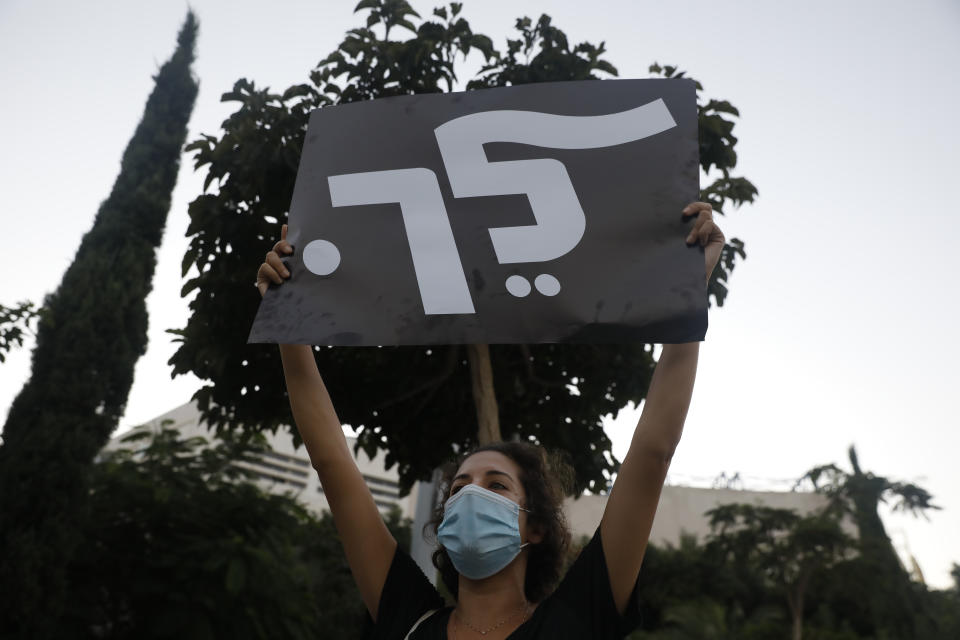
[453,601,531,636]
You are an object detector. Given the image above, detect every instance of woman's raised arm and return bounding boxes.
[599,203,724,614]
[257,225,397,620]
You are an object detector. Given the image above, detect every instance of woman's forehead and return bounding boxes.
[455,450,520,479]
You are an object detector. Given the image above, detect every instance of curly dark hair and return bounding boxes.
[426,441,574,603]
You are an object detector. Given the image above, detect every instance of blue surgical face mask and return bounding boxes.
[437,483,531,580]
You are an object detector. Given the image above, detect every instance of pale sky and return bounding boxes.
[1,0,957,588]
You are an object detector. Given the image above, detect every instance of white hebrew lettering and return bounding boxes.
[326,168,475,315]
[434,99,677,266]
[319,100,678,312]
[302,239,341,276]
[534,273,561,296]
[505,274,532,297]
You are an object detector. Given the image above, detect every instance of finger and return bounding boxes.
[699,221,713,246]
[699,208,717,240]
[684,203,713,243]
[273,224,294,255]
[256,263,282,298]
[682,201,712,218]
[272,239,294,255]
[701,221,726,248]
[695,211,710,242]
[257,263,283,286]
[265,251,290,278]
[686,215,709,244]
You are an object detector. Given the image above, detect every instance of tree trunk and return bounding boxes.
[787,580,806,640]
[467,343,501,444]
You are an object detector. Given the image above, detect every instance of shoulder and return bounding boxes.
[363,546,446,640]
[525,527,642,638]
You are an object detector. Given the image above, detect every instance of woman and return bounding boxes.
[256,202,724,639]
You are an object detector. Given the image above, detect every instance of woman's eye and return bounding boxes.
[450,485,462,495]
[490,482,506,490]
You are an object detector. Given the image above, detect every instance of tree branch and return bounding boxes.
[376,346,460,409]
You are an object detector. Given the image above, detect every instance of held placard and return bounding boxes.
[250,79,704,346]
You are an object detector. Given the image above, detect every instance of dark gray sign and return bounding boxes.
[249,79,704,346]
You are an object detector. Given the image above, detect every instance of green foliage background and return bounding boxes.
[50,429,959,640]
[169,0,758,497]
[58,425,410,640]
[0,301,40,363]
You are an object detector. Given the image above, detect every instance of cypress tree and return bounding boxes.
[0,13,198,637]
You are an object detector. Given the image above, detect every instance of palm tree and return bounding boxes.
[797,445,939,637]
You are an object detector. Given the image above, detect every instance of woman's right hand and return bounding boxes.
[256,223,294,297]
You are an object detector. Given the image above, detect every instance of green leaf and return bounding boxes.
[281,84,312,101]
[203,170,217,192]
[184,139,209,153]
[354,0,379,12]
[225,557,247,594]
[595,60,618,76]
[705,99,740,116]
[180,278,201,298]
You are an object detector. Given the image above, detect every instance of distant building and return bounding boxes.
[107,401,419,519]
[565,485,842,545]
[110,402,843,549]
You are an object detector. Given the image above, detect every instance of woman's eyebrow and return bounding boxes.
[453,469,515,483]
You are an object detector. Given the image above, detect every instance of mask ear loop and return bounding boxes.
[519,505,534,549]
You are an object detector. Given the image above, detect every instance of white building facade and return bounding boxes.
[112,402,839,551]
[108,401,419,519]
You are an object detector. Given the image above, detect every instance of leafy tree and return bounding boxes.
[797,445,939,638]
[705,504,853,640]
[628,454,952,640]
[57,424,410,640]
[467,14,616,88]
[0,13,199,638]
[923,564,960,639]
[799,445,939,538]
[627,531,787,640]
[170,0,756,495]
[634,599,735,640]
[631,598,789,640]
[0,301,40,364]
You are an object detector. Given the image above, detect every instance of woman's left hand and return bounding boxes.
[683,202,725,283]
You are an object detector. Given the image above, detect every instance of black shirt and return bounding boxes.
[362,527,642,639]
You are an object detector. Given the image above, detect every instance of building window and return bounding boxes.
[362,474,400,490]
[247,458,309,478]
[261,449,311,468]
[251,471,307,490]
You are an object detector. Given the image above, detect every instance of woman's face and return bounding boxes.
[449,450,543,544]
